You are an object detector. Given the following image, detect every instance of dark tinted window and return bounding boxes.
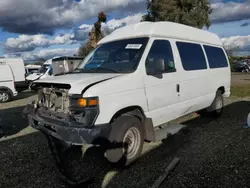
[146,40,175,74]
[204,45,228,68]
[176,42,207,71]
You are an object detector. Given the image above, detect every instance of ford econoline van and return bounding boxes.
[25,22,231,166]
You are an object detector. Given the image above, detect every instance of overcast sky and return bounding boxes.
[0,0,250,61]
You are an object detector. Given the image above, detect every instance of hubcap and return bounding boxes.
[0,93,9,102]
[123,127,141,159]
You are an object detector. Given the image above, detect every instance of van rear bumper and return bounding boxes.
[223,89,230,98]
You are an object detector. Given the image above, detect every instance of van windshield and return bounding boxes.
[75,37,149,73]
[39,65,50,74]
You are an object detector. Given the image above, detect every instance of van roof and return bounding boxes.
[98,21,222,46]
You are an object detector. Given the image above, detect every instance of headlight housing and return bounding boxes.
[70,96,99,108]
[69,96,99,126]
[77,97,98,107]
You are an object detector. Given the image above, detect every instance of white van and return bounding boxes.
[25,22,231,166]
[25,64,41,77]
[0,65,18,102]
[25,59,53,84]
[0,58,28,92]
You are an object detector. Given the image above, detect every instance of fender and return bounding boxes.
[81,77,114,95]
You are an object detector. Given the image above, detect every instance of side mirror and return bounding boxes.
[147,58,165,75]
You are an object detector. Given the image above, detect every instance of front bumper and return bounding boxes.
[24,104,111,145]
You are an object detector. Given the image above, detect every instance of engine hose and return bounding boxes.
[45,135,93,187]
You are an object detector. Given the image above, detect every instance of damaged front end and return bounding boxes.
[23,83,110,145]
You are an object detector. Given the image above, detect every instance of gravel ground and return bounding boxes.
[1,75,250,188]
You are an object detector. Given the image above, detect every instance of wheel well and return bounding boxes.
[110,106,155,142]
[218,86,225,94]
[110,106,145,124]
[0,87,13,96]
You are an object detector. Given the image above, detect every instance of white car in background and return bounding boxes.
[0,58,28,92]
[25,64,41,77]
[0,64,18,103]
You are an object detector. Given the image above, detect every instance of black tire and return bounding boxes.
[198,90,224,118]
[105,115,144,167]
[0,90,11,103]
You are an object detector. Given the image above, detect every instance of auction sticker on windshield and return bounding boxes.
[125,44,142,49]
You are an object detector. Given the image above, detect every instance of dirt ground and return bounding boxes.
[1,74,250,188]
[231,72,250,86]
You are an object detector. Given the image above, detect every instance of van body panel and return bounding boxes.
[83,72,149,125]
[0,58,25,82]
[0,65,17,96]
[0,58,27,91]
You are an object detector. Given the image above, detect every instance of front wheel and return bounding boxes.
[105,115,144,167]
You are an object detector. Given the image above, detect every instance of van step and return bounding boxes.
[154,124,187,142]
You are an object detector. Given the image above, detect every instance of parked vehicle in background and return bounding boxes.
[25,59,53,85]
[25,22,231,166]
[0,64,18,103]
[25,64,41,77]
[231,60,250,72]
[0,58,28,92]
[26,56,84,88]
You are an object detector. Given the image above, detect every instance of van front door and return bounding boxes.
[144,39,181,127]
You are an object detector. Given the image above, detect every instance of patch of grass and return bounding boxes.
[231,85,250,97]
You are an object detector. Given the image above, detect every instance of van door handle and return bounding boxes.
[177,84,180,93]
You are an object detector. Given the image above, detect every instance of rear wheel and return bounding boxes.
[0,90,11,103]
[198,90,224,118]
[105,115,144,167]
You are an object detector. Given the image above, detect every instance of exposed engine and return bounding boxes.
[38,87,70,113]
[31,83,97,126]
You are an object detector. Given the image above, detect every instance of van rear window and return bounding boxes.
[204,45,228,68]
[176,42,207,71]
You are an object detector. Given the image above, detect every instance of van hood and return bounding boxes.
[34,73,123,94]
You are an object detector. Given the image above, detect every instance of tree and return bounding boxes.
[142,0,212,29]
[223,44,240,64]
[78,12,107,57]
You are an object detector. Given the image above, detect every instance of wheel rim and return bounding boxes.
[123,127,141,160]
[0,92,9,102]
[215,96,223,112]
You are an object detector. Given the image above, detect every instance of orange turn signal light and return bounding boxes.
[88,99,98,106]
[77,98,87,107]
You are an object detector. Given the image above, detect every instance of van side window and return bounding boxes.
[146,40,175,74]
[204,45,228,68]
[176,42,207,71]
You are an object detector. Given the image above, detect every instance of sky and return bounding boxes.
[0,0,250,62]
